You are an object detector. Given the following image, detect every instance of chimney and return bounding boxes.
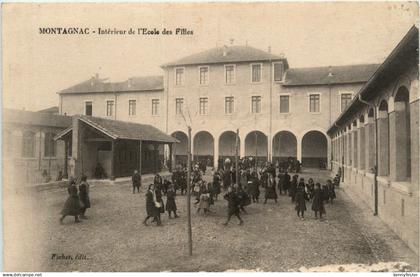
[223,45,228,57]
[90,76,95,86]
[328,66,334,77]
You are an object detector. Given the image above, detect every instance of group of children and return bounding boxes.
[60,175,91,224]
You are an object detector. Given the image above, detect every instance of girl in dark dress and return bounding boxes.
[283,171,291,195]
[311,183,326,219]
[295,179,307,219]
[327,180,336,205]
[247,171,260,203]
[143,184,161,226]
[321,184,330,203]
[79,175,90,219]
[212,172,221,200]
[60,180,81,224]
[306,178,315,201]
[222,187,243,226]
[289,175,298,203]
[166,184,179,218]
[264,174,278,204]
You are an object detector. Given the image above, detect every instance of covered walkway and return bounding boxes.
[55,115,177,179]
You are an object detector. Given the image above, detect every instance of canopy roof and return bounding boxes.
[55,115,178,143]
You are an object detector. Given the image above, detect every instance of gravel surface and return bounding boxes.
[4,169,418,272]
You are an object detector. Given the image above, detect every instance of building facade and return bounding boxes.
[2,109,71,185]
[328,26,419,254]
[59,46,378,169]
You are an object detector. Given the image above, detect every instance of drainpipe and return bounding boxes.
[358,94,378,216]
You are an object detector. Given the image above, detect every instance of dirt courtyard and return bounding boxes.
[3,169,418,272]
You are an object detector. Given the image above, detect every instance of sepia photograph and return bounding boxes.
[1,2,419,273]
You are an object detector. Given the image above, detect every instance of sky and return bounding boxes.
[2,2,418,111]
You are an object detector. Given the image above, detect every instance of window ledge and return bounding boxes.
[365,172,375,179]
[390,181,413,196]
[43,157,58,160]
[377,176,390,186]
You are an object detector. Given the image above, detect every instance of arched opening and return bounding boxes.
[272,131,297,164]
[394,86,411,180]
[245,131,268,166]
[302,130,328,168]
[358,115,366,169]
[219,131,240,162]
[377,99,389,176]
[193,131,214,167]
[171,131,188,166]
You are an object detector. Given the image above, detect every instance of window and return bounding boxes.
[251,96,261,113]
[85,101,92,116]
[225,65,235,84]
[309,94,320,113]
[44,132,56,157]
[106,100,114,117]
[273,62,284,82]
[225,96,234,114]
[152,99,159,115]
[341,93,352,112]
[251,64,262,83]
[199,97,208,115]
[199,66,209,85]
[22,131,35,158]
[129,100,136,116]
[279,95,290,113]
[175,98,184,115]
[175,68,184,86]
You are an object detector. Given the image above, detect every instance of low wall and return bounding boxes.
[331,162,419,255]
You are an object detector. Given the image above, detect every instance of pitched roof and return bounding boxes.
[38,106,59,114]
[77,115,178,143]
[58,75,164,94]
[327,25,419,135]
[3,108,72,128]
[283,64,380,86]
[162,45,288,67]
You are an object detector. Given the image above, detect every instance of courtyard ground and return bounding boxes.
[3,169,419,272]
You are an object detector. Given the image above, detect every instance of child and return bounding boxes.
[295,182,307,219]
[327,180,336,205]
[311,183,326,219]
[166,184,179,218]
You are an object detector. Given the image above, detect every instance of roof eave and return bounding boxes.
[327,25,419,136]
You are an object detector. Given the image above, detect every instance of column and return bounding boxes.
[297,136,302,162]
[110,140,115,180]
[214,138,219,171]
[240,135,245,158]
[377,110,389,176]
[268,134,272,162]
[171,142,176,169]
[389,101,409,181]
[410,98,419,188]
[138,140,142,176]
[346,131,351,166]
[169,143,173,172]
[352,127,358,169]
[357,121,366,170]
[64,139,68,178]
[365,117,375,172]
[71,117,81,177]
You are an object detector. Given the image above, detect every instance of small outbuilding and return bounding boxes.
[55,115,178,179]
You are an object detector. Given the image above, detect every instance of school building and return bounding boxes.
[58,46,380,170]
[328,25,419,254]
